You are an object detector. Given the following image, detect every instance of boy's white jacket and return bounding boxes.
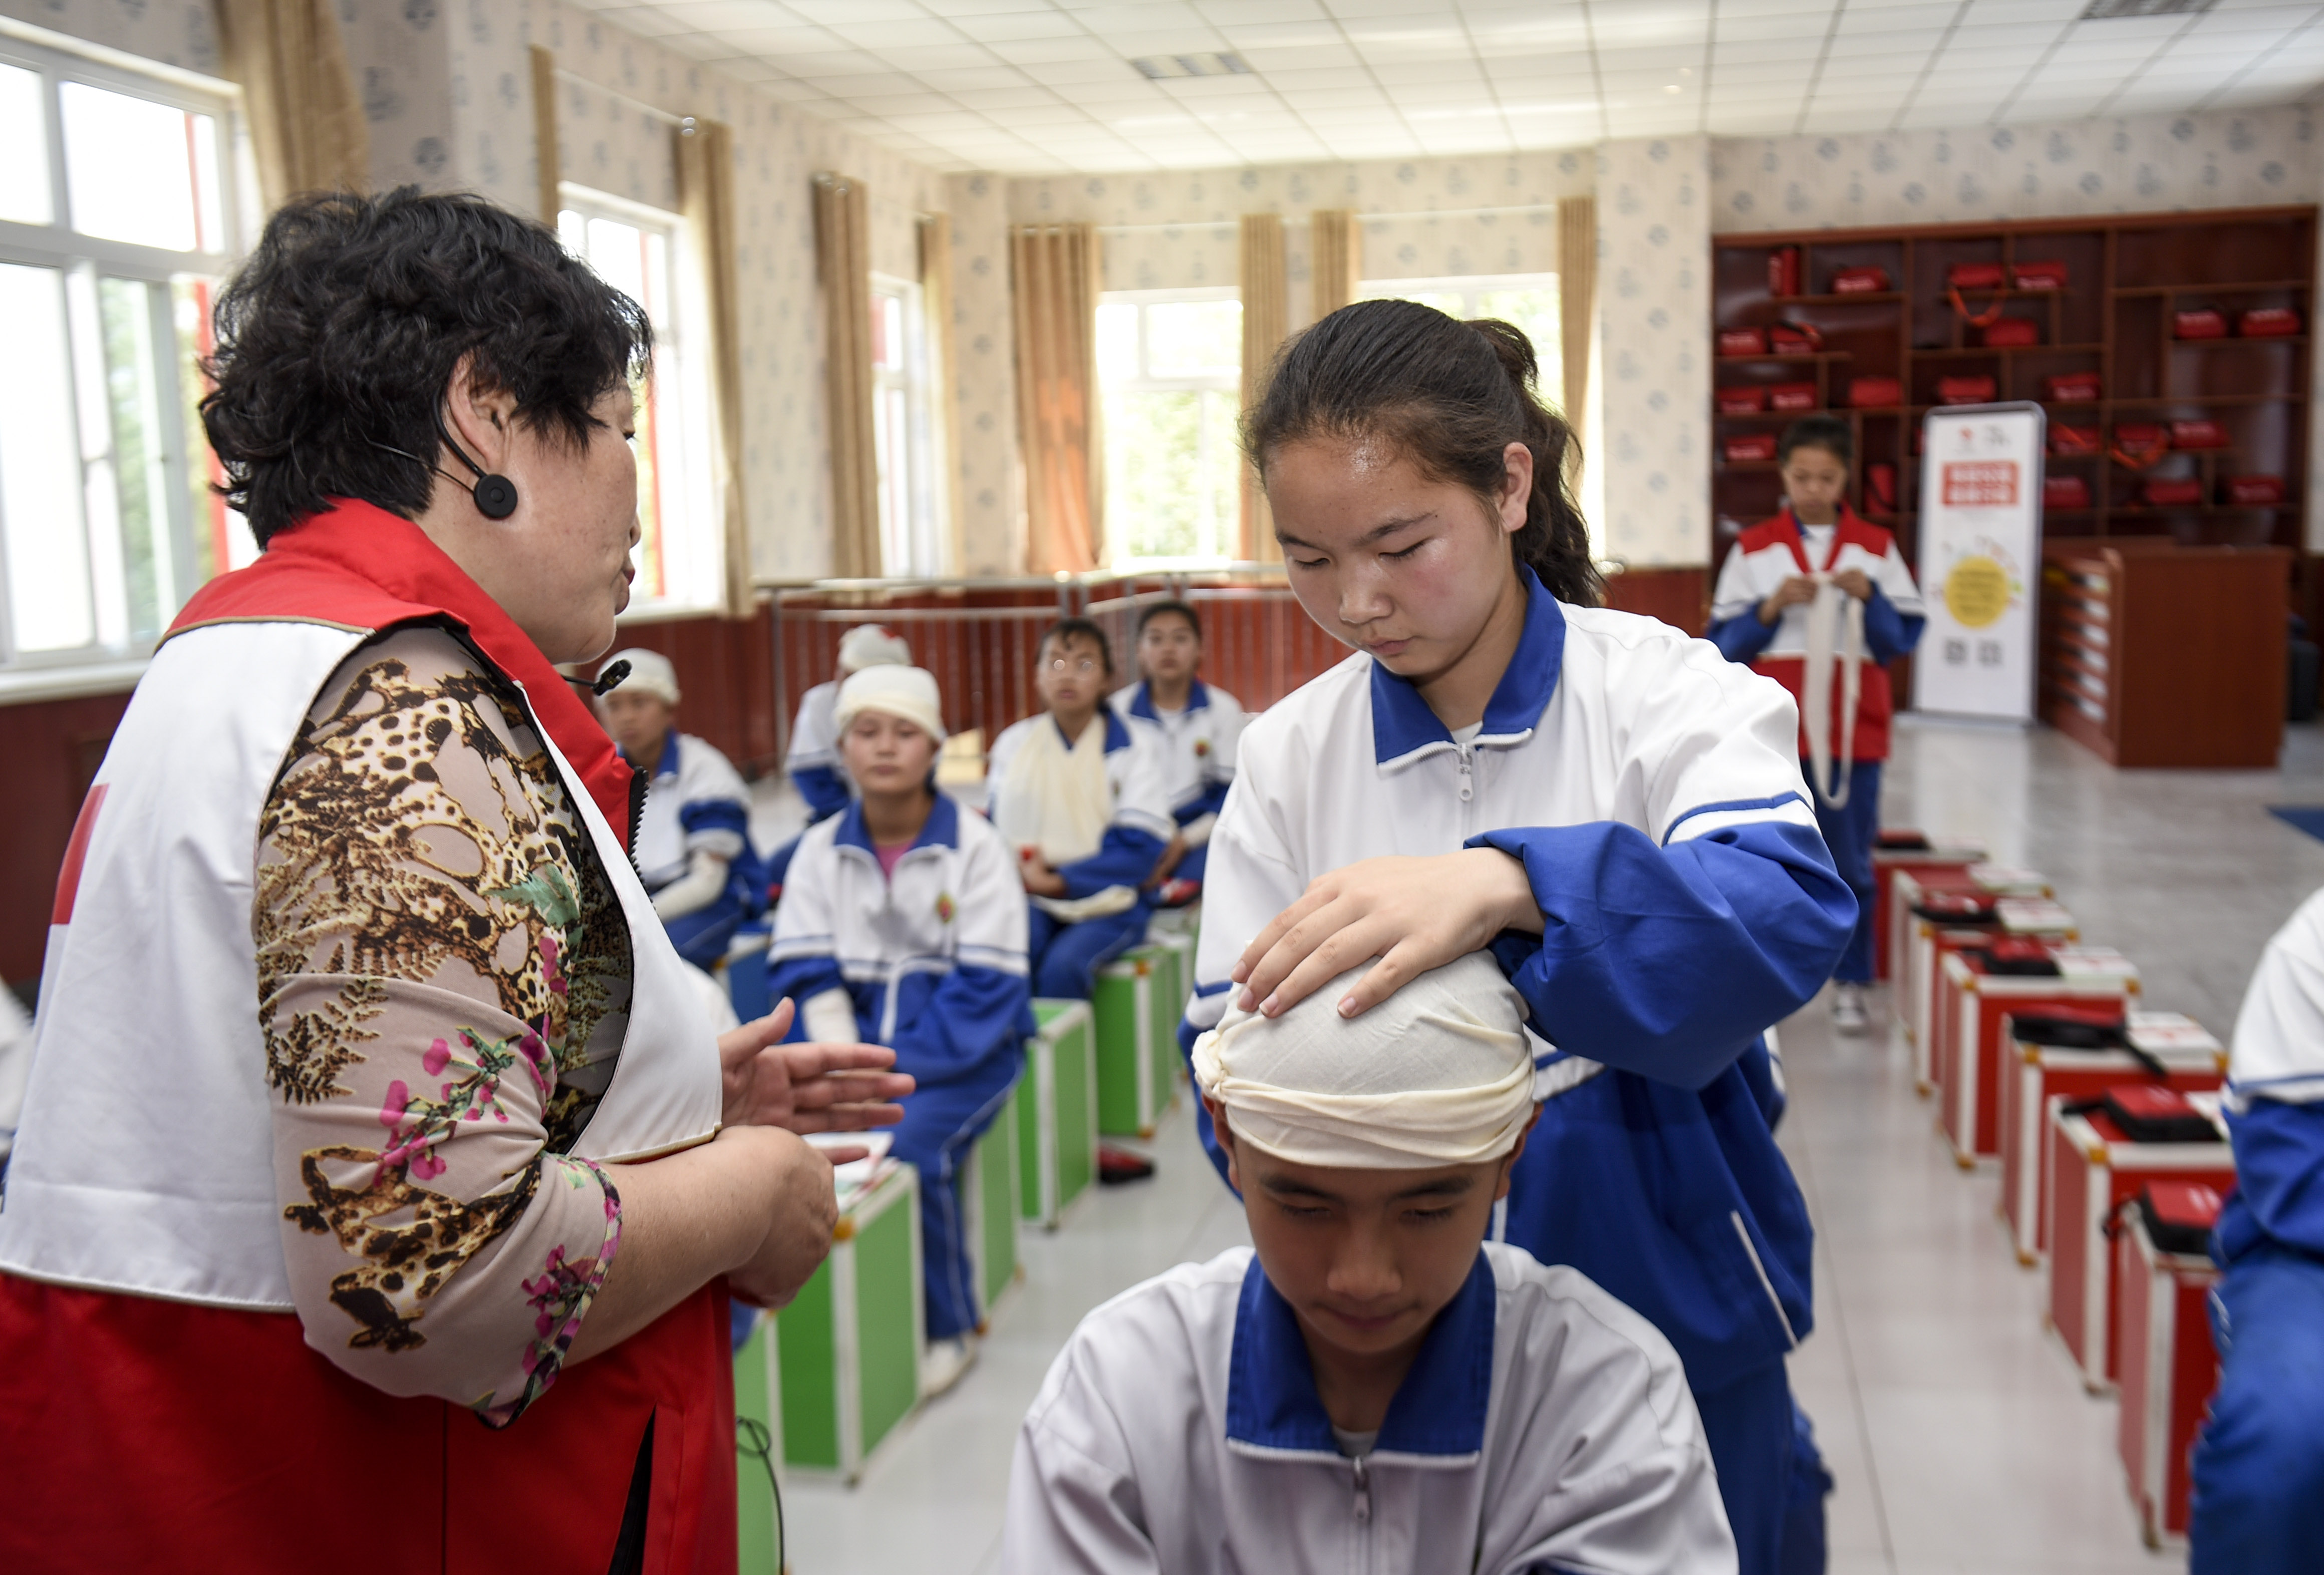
[1001,1242,1737,1574]
[1110,678,1245,847]
[632,729,750,891]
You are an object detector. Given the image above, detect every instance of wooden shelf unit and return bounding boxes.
[2040,540,2290,766]
[1709,208,2317,575]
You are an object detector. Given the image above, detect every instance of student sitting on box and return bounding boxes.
[988,618,1178,999]
[601,648,764,971]
[1001,952,1736,1574]
[1109,599,1245,909]
[768,664,1034,1394]
[767,622,915,898]
[1707,414,1925,1036]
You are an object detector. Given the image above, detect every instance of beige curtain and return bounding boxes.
[921,213,964,576]
[1239,214,1288,565]
[1309,209,1362,323]
[1558,196,1596,440]
[214,0,368,207]
[815,173,881,580]
[680,119,751,615]
[1011,223,1102,575]
[531,47,560,223]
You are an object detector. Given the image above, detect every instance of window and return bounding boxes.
[1358,274,1564,411]
[558,189,718,610]
[871,275,945,578]
[1097,288,1242,567]
[0,37,243,679]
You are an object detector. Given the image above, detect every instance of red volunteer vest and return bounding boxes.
[1736,506,1898,762]
[0,501,735,1575]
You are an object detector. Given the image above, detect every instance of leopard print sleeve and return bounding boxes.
[255,625,636,1428]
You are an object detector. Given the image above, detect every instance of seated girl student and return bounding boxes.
[1186,300,1855,1575]
[767,663,1034,1392]
[1707,415,1925,1035]
[1004,954,1737,1574]
[989,618,1178,999]
[767,623,914,896]
[600,648,762,971]
[1109,600,1245,907]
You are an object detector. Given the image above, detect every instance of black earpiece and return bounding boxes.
[364,409,521,522]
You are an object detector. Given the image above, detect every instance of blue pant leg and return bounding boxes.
[885,1069,1022,1342]
[1025,904,1058,991]
[1030,904,1150,999]
[1692,1364,1796,1575]
[1780,1397,1833,1575]
[1808,758,1879,984]
[2189,1244,2324,1574]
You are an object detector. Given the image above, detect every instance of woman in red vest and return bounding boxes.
[0,190,911,1573]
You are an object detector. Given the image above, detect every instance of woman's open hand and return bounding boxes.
[1234,848,1543,1020]
[719,999,914,1137]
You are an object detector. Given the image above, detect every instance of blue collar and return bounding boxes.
[1052,708,1132,753]
[1126,677,1210,722]
[833,791,959,857]
[1224,1250,1496,1460]
[617,730,682,779]
[1368,568,1565,767]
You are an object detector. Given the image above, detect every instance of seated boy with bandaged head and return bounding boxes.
[1000,953,1737,1574]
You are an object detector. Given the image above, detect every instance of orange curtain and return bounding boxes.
[1309,208,1361,322]
[680,120,750,614]
[815,172,881,580]
[531,47,560,223]
[921,213,964,575]
[1239,214,1288,565]
[214,0,368,207]
[1559,196,1595,440]
[1011,223,1102,574]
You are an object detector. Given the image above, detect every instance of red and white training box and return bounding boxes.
[1934,946,2139,1168]
[2047,1094,2234,1391]
[1891,865,2053,1065]
[1871,836,1986,981]
[1906,891,2075,1094]
[2003,1013,2227,1264]
[2115,1183,2227,1549]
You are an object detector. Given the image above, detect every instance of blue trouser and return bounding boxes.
[2189,1243,2324,1572]
[1807,758,1880,984]
[1026,902,1150,999]
[662,891,746,972]
[1694,1366,1794,1575]
[890,1065,1022,1342]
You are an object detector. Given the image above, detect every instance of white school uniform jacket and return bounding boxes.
[632,729,750,892]
[2217,885,2324,1264]
[784,678,852,821]
[1110,678,1245,847]
[1001,1242,1737,1575]
[986,710,1179,900]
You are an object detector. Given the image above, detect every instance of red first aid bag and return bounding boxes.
[1848,376,1902,408]
[2224,475,2285,505]
[1937,375,1996,405]
[1770,321,1824,353]
[1981,318,2040,347]
[2045,372,2102,403]
[2174,309,2227,340]
[2012,260,2069,291]
[1769,382,1818,412]
[1716,386,1768,414]
[1769,245,1800,298]
[2142,477,2203,507]
[1948,261,2005,290]
[1719,327,1769,356]
[2114,423,2168,460]
[2051,425,2102,456]
[1831,265,1890,294]
[2169,419,2229,450]
[1724,433,1778,463]
[2044,475,2092,508]
[2239,307,2300,337]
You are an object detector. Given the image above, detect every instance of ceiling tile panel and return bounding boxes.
[947,10,1086,41]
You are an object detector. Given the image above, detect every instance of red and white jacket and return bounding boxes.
[0,501,736,1574]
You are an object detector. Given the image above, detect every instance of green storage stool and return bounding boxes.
[733,1311,784,1571]
[772,1161,923,1481]
[1094,945,1180,1138]
[960,1087,1022,1325]
[1148,925,1195,1076]
[1019,999,1096,1229]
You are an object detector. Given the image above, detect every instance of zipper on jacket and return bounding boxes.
[1350,1454,1371,1524]
[1455,743,1475,803]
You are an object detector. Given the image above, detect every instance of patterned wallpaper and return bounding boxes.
[1595,136,1710,572]
[946,171,1019,578]
[0,0,219,73]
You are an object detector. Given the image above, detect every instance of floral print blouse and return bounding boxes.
[255,626,634,1428]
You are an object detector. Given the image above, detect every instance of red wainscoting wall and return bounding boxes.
[587,605,782,778]
[2,690,135,986]
[1603,566,1711,635]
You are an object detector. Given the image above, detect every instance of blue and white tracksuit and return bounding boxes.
[630,730,759,970]
[987,711,1177,1000]
[2190,887,2324,1572]
[1183,569,1855,1575]
[766,793,1035,1341]
[1110,678,1245,893]
[769,679,851,894]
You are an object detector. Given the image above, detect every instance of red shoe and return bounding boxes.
[1155,878,1201,908]
[1098,1145,1155,1185]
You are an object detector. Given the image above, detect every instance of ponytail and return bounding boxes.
[1245,298,1602,607]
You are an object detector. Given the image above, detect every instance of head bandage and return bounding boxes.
[1192,952,1537,1169]
[835,664,947,744]
[604,648,679,706]
[837,624,912,675]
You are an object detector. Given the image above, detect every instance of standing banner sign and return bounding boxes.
[1914,403,2046,721]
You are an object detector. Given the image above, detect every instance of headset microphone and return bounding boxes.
[365,410,521,521]
[591,659,632,697]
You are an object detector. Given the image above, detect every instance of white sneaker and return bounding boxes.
[921,1335,977,1399]
[1832,983,1869,1035]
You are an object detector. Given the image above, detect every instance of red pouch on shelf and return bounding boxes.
[1769,321,1825,352]
[2174,309,2228,340]
[1937,375,1997,405]
[2224,475,2285,505]
[2044,372,2102,402]
[2044,475,2092,508]
[1719,326,1770,356]
[1867,462,1899,511]
[1724,433,1779,463]
[1981,318,2041,347]
[1831,265,1890,295]
[2051,425,2102,456]
[1770,245,1801,298]
[1848,375,1903,408]
[2142,477,2203,506]
[1716,386,1768,414]
[2012,260,2069,291]
[2114,423,2168,461]
[2239,307,2300,337]
[1769,381,1819,412]
[1948,261,2005,290]
[2169,419,2229,450]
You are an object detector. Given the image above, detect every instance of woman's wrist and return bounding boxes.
[1469,847,1545,937]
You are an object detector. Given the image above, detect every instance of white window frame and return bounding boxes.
[557,182,722,618]
[0,28,245,695]
[870,271,946,578]
[1098,284,1243,571]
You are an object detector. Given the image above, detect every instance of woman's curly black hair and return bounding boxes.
[201,187,653,545]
